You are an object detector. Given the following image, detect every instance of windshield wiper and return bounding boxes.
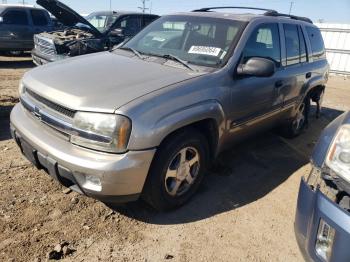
[161,54,195,71]
[118,47,145,60]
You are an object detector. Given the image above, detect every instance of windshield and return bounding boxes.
[85,13,119,32]
[122,15,245,67]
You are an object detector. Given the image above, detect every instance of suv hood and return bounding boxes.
[22,52,205,113]
[37,0,102,37]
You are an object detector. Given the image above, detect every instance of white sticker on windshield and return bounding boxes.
[188,46,221,56]
[152,36,166,42]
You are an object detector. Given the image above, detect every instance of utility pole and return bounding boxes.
[138,0,149,14]
[2,0,7,4]
[109,0,112,11]
[289,1,294,15]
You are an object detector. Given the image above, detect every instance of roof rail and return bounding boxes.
[192,6,313,24]
[192,6,276,13]
[264,10,313,24]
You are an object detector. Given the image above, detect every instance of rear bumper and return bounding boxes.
[295,179,350,261]
[10,103,156,203]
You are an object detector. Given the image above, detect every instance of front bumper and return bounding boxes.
[10,104,156,203]
[295,179,350,261]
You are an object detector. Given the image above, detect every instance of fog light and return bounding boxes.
[83,175,102,192]
[316,219,335,261]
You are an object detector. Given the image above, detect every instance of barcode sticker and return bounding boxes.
[188,46,221,56]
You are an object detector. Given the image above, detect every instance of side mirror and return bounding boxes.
[237,57,276,77]
[109,28,124,37]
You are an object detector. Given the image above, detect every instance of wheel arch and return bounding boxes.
[153,100,225,161]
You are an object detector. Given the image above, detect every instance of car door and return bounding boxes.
[0,8,33,50]
[279,23,309,109]
[228,23,286,133]
[29,9,52,35]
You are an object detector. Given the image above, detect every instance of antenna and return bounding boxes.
[138,0,149,14]
[289,1,294,15]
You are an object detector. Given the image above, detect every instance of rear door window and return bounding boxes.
[3,10,29,25]
[242,23,281,67]
[30,10,49,26]
[283,24,300,66]
[306,26,326,60]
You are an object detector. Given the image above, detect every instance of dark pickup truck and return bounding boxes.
[0,4,54,52]
[31,0,159,65]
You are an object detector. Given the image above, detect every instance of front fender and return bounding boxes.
[127,100,225,150]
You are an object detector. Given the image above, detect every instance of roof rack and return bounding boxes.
[192,7,276,13]
[192,6,313,24]
[264,10,313,24]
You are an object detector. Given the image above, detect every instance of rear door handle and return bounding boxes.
[275,80,283,88]
[306,72,312,79]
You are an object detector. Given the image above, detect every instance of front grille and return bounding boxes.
[26,88,76,118]
[34,35,56,56]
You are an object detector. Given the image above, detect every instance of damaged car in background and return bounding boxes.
[32,0,159,65]
[295,111,350,261]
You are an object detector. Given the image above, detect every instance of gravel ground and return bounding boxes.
[0,54,349,262]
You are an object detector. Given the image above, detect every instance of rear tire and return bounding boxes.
[280,95,310,138]
[142,128,209,211]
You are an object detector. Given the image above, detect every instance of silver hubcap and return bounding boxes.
[293,102,306,131]
[165,147,200,197]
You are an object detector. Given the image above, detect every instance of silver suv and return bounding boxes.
[10,7,329,211]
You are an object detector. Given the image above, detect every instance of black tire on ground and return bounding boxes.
[280,95,311,138]
[142,128,209,211]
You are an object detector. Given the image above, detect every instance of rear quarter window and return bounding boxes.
[306,26,326,61]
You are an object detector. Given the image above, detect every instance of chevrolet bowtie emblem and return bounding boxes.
[33,106,41,119]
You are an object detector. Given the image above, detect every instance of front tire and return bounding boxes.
[142,129,209,211]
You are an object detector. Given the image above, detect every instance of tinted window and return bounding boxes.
[30,10,48,26]
[306,26,326,60]
[284,24,300,66]
[115,16,142,36]
[3,10,28,25]
[242,23,281,66]
[143,16,158,26]
[298,26,307,63]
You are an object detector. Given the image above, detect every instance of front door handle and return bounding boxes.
[306,72,312,79]
[275,80,283,88]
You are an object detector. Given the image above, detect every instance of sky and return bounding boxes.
[5,0,350,23]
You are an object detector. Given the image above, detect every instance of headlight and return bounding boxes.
[70,112,131,153]
[326,124,350,182]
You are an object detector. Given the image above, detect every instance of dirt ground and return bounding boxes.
[0,54,349,262]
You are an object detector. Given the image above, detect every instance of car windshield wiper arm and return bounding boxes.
[119,47,144,60]
[161,54,195,71]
